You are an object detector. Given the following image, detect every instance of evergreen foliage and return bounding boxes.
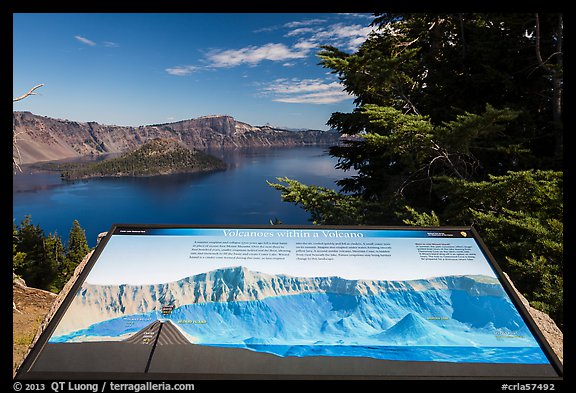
[433,170,563,325]
[45,233,66,292]
[13,216,91,293]
[269,13,563,328]
[62,219,90,287]
[59,138,227,180]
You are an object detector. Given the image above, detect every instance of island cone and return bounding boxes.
[124,320,191,346]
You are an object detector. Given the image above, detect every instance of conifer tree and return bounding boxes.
[13,222,27,275]
[270,13,563,328]
[13,216,57,290]
[65,220,89,274]
[46,232,67,291]
[13,218,91,292]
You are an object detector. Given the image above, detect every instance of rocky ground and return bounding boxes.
[13,276,57,375]
[504,273,563,364]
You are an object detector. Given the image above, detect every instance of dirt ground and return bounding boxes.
[13,283,57,376]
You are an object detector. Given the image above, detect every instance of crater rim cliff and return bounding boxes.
[13,111,341,165]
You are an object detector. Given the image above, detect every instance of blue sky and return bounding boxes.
[13,13,377,130]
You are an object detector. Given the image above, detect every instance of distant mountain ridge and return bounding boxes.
[54,266,506,336]
[13,112,341,164]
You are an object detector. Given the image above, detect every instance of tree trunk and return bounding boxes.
[535,13,563,161]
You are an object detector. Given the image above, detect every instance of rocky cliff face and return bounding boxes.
[13,112,340,164]
[53,267,504,336]
[77,267,504,313]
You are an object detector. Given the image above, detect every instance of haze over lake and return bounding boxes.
[13,146,345,247]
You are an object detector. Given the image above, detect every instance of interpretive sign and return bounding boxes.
[15,224,563,379]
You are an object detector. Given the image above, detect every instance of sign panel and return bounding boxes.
[15,225,562,379]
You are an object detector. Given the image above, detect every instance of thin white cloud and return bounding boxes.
[312,23,376,51]
[206,43,309,68]
[75,35,96,46]
[283,21,377,53]
[165,16,377,76]
[293,39,319,51]
[348,36,368,50]
[262,78,336,94]
[273,90,352,104]
[165,65,198,76]
[338,13,373,19]
[254,18,327,33]
[253,25,277,33]
[103,41,120,48]
[261,78,353,104]
[283,18,327,28]
[285,27,319,37]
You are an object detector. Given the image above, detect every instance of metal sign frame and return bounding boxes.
[14,224,563,380]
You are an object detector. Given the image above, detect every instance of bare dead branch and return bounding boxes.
[13,131,26,167]
[13,139,23,173]
[14,84,45,172]
[13,84,45,102]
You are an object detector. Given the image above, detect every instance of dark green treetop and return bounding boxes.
[270,13,563,328]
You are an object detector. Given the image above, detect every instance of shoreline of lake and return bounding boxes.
[13,145,344,247]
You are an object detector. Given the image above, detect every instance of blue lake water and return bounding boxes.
[13,146,344,247]
[215,344,549,363]
[49,288,550,365]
